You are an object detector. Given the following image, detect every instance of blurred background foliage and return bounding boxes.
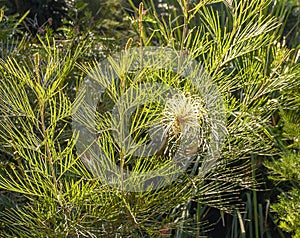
[0,0,299,237]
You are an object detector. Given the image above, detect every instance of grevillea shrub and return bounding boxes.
[0,0,299,237]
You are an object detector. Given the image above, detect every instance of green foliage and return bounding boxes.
[0,0,299,237]
[272,188,300,236]
[0,7,29,59]
[0,35,248,237]
[132,0,300,236]
[266,95,300,237]
[53,0,132,59]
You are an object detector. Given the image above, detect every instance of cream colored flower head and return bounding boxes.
[162,92,207,140]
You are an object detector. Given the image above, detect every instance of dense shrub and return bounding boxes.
[0,0,299,237]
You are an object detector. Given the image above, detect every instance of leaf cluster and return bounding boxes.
[0,0,299,237]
